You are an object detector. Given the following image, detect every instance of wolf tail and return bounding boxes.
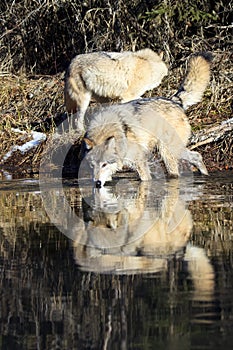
[172,53,212,110]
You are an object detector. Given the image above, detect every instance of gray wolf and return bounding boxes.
[73,180,193,273]
[72,180,214,296]
[83,53,211,187]
[64,49,168,130]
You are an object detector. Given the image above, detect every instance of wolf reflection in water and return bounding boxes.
[72,180,214,300]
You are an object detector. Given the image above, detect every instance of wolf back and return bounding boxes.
[64,49,168,130]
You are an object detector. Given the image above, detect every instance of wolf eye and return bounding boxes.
[101,163,108,168]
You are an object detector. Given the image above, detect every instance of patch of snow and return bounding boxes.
[221,117,233,125]
[2,129,46,161]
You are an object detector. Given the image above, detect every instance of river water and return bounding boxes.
[0,171,233,349]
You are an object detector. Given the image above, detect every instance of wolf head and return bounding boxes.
[84,136,121,187]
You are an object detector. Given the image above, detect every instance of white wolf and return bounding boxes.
[64,49,168,130]
[73,181,193,273]
[83,53,211,187]
[72,180,214,298]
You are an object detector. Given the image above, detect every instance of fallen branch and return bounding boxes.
[189,118,233,150]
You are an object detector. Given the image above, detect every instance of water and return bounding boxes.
[0,172,233,350]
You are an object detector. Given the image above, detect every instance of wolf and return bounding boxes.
[73,180,192,273]
[82,53,211,187]
[64,49,168,130]
[72,180,214,298]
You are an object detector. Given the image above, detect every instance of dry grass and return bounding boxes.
[0,74,65,174]
[1,0,232,74]
[0,74,64,123]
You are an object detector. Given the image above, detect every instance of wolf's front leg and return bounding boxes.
[136,161,152,181]
[75,114,85,132]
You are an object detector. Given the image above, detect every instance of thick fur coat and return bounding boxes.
[83,53,211,186]
[64,49,168,130]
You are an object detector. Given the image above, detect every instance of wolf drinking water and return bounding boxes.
[83,53,211,187]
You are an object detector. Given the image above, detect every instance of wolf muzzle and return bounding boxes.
[95,180,102,188]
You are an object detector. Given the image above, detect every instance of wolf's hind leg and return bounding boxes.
[75,91,92,131]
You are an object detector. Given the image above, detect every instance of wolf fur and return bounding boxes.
[64,49,168,130]
[73,180,214,296]
[73,181,192,273]
[83,53,211,187]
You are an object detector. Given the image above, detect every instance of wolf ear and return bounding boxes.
[105,136,127,161]
[105,136,116,150]
[83,137,94,150]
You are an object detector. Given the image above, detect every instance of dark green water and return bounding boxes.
[0,172,233,350]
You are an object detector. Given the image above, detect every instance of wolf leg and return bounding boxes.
[75,91,92,131]
[158,142,180,177]
[136,161,152,181]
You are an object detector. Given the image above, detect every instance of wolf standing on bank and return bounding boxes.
[64,49,168,130]
[83,53,212,187]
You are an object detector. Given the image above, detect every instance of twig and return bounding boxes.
[205,24,233,29]
[0,4,45,40]
[189,118,233,150]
